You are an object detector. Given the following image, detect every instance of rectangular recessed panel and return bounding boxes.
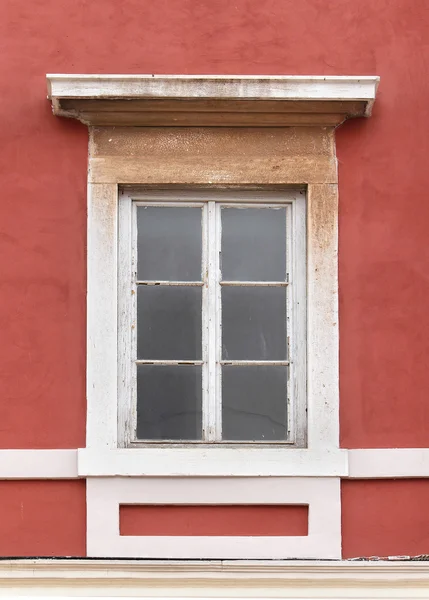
[137,206,202,281]
[221,207,286,281]
[222,365,288,441]
[136,365,202,440]
[120,504,308,536]
[222,287,287,360]
[137,286,202,360]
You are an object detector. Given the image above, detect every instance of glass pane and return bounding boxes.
[137,365,202,440]
[222,287,286,360]
[222,366,288,441]
[137,286,202,360]
[137,206,202,281]
[221,207,286,281]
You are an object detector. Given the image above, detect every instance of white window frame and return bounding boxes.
[117,189,306,448]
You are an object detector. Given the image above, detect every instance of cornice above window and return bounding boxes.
[46,74,379,127]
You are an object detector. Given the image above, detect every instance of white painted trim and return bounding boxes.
[86,477,341,559]
[47,73,379,102]
[1,448,429,480]
[306,185,339,450]
[348,448,429,478]
[86,183,119,449]
[207,201,219,441]
[78,448,348,477]
[0,450,77,478]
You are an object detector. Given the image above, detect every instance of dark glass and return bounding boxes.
[137,365,202,440]
[222,366,288,441]
[137,286,202,360]
[137,206,202,281]
[222,287,286,360]
[221,207,286,281]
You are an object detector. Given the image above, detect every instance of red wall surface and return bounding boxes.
[120,505,308,537]
[1,0,429,557]
[0,481,86,556]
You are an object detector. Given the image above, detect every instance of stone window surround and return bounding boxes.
[45,75,381,559]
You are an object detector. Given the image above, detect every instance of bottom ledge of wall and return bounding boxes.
[1,558,429,599]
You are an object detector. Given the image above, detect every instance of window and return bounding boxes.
[118,189,306,448]
[48,73,379,558]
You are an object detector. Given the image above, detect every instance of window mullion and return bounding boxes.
[204,201,218,442]
[201,203,210,441]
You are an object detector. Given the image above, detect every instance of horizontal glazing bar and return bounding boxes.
[220,360,290,366]
[137,281,204,286]
[130,439,295,446]
[220,203,291,209]
[127,190,298,204]
[134,201,205,208]
[136,360,204,365]
[220,281,289,287]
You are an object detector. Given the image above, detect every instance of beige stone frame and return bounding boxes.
[86,125,339,459]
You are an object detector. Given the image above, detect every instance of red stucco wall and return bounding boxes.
[342,480,429,558]
[1,0,428,557]
[0,481,86,556]
[120,505,308,537]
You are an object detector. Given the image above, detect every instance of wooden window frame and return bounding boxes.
[118,189,307,448]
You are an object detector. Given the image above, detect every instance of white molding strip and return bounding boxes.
[47,74,379,101]
[1,448,429,479]
[0,450,77,479]
[78,448,348,477]
[0,558,429,599]
[86,477,341,559]
[348,448,429,478]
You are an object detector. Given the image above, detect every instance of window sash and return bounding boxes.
[118,189,307,448]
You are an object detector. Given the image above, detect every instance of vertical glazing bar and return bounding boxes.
[201,203,210,441]
[206,201,218,441]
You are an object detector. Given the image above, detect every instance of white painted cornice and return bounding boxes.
[46,74,379,127]
[0,559,428,599]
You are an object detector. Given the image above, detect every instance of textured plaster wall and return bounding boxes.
[0,0,429,557]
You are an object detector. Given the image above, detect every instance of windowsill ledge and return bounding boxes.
[77,447,348,477]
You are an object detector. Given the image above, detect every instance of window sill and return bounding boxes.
[77,447,348,477]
